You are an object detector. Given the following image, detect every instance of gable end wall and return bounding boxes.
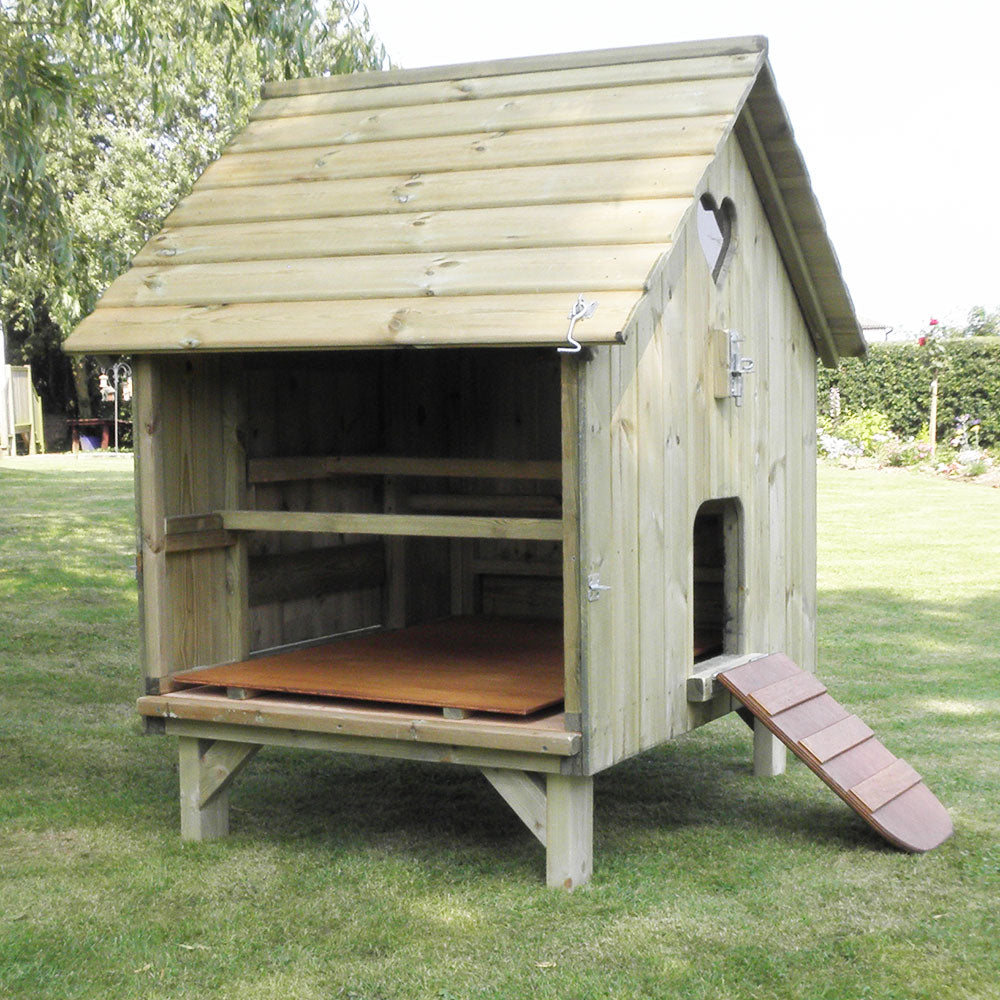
[577,129,818,774]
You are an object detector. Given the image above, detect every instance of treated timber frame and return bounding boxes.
[68,37,868,887]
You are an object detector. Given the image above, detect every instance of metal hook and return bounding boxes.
[558,294,598,354]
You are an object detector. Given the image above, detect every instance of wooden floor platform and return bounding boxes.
[173,616,564,716]
[719,654,953,852]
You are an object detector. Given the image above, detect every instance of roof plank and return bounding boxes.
[166,156,712,228]
[68,291,641,353]
[196,117,730,190]
[230,77,753,154]
[253,52,761,119]
[261,36,766,97]
[134,199,690,267]
[97,245,660,309]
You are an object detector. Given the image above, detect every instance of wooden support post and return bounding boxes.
[753,718,786,777]
[383,475,407,628]
[178,736,259,841]
[545,773,593,890]
[929,377,939,457]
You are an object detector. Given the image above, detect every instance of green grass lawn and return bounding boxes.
[1,456,998,1000]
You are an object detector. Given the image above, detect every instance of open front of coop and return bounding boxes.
[134,347,600,885]
[166,347,570,717]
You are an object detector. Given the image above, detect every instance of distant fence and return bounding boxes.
[1,363,45,455]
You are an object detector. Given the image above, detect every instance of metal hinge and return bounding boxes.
[587,572,611,602]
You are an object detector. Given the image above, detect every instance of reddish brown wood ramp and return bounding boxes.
[718,654,953,852]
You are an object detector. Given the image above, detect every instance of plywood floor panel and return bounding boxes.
[173,616,563,716]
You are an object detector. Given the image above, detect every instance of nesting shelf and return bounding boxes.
[173,615,564,716]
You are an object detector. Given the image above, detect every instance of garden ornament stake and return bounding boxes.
[106,361,132,453]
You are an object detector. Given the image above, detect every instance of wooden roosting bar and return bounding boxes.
[66,37,950,889]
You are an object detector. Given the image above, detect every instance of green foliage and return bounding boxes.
[1,0,386,413]
[819,409,893,456]
[818,339,1000,446]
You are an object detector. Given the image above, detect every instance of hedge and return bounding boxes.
[817,338,1000,447]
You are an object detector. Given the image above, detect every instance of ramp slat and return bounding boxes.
[823,738,895,789]
[748,673,826,715]
[718,652,800,694]
[800,715,874,765]
[848,759,922,812]
[718,653,952,853]
[768,693,847,742]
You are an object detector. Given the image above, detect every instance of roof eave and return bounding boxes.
[733,61,865,367]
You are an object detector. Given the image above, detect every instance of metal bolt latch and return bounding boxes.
[558,295,599,354]
[727,329,755,406]
[587,572,611,602]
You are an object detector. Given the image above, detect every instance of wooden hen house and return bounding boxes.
[66,36,952,888]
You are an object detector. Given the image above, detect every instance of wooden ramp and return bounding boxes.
[718,654,953,852]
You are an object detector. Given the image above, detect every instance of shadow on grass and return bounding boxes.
[7,583,995,875]
[196,581,999,867]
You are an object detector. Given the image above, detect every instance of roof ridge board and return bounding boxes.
[230,77,755,156]
[252,52,762,121]
[261,36,768,99]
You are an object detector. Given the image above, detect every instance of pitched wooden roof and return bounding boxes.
[65,37,864,364]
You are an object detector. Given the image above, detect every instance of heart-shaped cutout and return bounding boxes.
[696,194,736,283]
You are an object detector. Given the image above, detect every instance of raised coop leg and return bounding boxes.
[545,774,593,890]
[482,769,593,889]
[753,718,787,777]
[178,736,259,841]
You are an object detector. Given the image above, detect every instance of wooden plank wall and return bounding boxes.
[242,349,562,652]
[578,129,818,773]
[243,353,385,649]
[135,357,248,690]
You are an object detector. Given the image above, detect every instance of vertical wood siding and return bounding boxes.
[579,129,818,773]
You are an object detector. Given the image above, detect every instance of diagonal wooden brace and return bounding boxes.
[482,767,547,845]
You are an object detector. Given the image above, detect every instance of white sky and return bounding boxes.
[364,0,999,338]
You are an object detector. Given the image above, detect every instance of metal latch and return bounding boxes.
[587,573,611,602]
[558,295,598,354]
[726,329,755,406]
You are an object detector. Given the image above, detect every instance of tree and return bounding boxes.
[962,305,1000,337]
[939,305,1000,339]
[1,1,386,417]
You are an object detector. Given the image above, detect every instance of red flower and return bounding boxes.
[929,318,939,326]
[919,336,927,346]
